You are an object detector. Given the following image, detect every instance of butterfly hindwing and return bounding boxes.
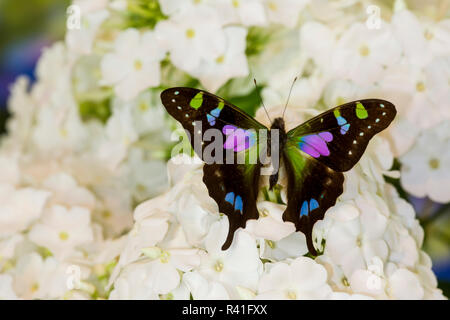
[203,163,261,250]
[282,99,396,254]
[161,87,267,250]
[282,144,344,255]
[286,99,396,172]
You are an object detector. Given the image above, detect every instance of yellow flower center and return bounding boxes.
[31,282,39,293]
[102,210,112,218]
[186,28,195,39]
[286,290,297,299]
[359,45,370,57]
[260,208,269,217]
[424,29,434,40]
[160,251,170,263]
[139,102,149,111]
[160,292,174,300]
[232,0,240,8]
[214,260,224,272]
[266,240,276,249]
[416,81,426,92]
[356,236,362,247]
[134,60,143,71]
[429,158,440,170]
[268,2,277,11]
[59,231,69,241]
[342,277,350,287]
[216,55,225,64]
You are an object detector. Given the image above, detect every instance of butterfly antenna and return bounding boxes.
[254,79,272,124]
[282,77,297,119]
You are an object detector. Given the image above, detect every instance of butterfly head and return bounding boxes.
[270,117,286,132]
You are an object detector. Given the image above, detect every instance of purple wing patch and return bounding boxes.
[299,132,333,158]
[223,125,256,152]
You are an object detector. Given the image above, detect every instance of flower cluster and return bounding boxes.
[0,0,448,299]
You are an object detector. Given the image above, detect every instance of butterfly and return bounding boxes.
[161,87,396,255]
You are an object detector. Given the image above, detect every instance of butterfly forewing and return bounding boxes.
[161,87,268,249]
[286,99,396,172]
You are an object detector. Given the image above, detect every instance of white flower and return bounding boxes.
[167,170,219,247]
[108,261,159,299]
[193,26,249,92]
[183,271,230,300]
[245,201,308,260]
[96,104,139,170]
[0,185,50,237]
[125,148,169,201]
[0,154,20,186]
[28,205,94,259]
[348,256,387,298]
[12,253,70,299]
[100,29,166,101]
[110,253,192,299]
[0,275,18,299]
[299,21,336,73]
[263,0,309,28]
[195,219,263,298]
[0,234,24,268]
[246,201,295,241]
[32,107,88,155]
[323,195,389,277]
[109,196,171,284]
[65,0,109,56]
[42,173,96,210]
[158,0,205,16]
[128,90,168,136]
[4,77,34,148]
[256,257,331,299]
[331,23,402,86]
[155,5,226,74]
[392,10,450,68]
[216,0,267,26]
[400,121,450,203]
[387,268,424,300]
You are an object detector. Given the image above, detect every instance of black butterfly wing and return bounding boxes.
[161,87,268,250]
[282,99,396,255]
[287,99,397,171]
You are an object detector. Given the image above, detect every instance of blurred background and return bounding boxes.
[0,0,448,297]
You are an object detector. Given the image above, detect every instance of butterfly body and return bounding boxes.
[161,87,396,255]
[268,117,287,190]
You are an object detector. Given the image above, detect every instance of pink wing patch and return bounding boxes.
[223,125,256,152]
[299,132,333,158]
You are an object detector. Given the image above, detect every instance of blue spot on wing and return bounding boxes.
[234,195,243,214]
[341,123,350,135]
[225,192,235,205]
[207,114,215,126]
[300,201,309,217]
[310,199,319,211]
[336,116,346,126]
[207,107,222,126]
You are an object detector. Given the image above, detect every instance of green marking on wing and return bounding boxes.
[190,92,204,109]
[284,144,308,180]
[355,102,368,119]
